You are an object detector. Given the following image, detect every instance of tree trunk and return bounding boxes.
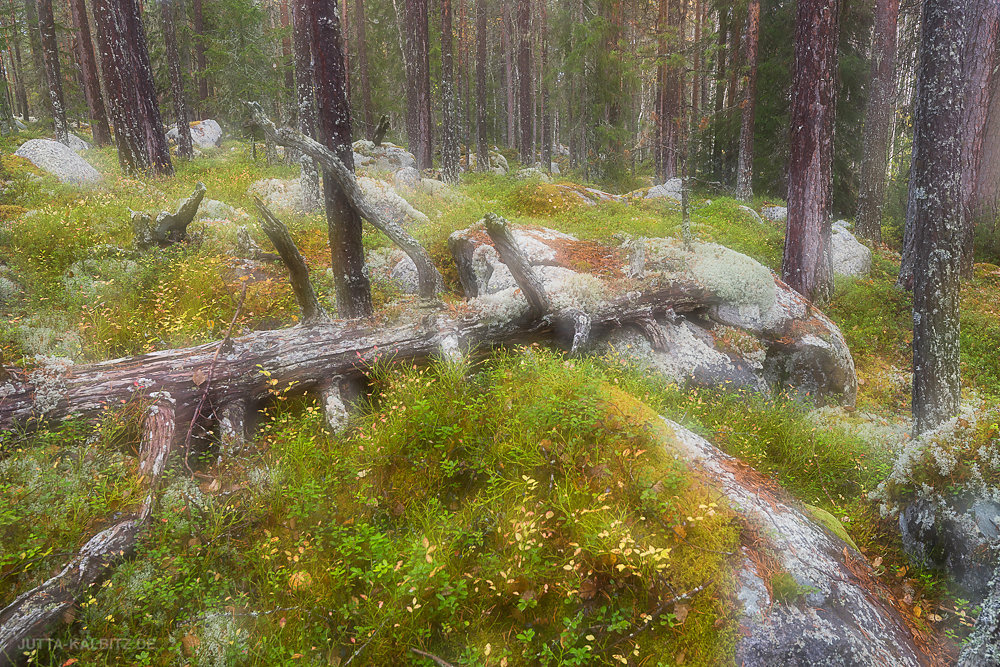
[23,0,48,117]
[68,0,113,145]
[475,0,489,171]
[517,0,532,165]
[192,0,208,108]
[0,58,14,136]
[8,9,29,122]
[911,0,966,434]
[162,0,193,159]
[120,0,173,175]
[36,0,68,143]
[854,0,900,244]
[292,0,321,211]
[540,0,550,171]
[306,0,373,318]
[503,6,516,150]
[711,5,729,180]
[734,0,760,202]
[354,0,374,135]
[92,0,149,173]
[403,0,432,170]
[441,0,459,181]
[973,65,1000,230]
[782,0,840,304]
[958,0,1000,276]
[280,0,294,97]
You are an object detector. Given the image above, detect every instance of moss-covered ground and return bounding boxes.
[1,127,992,663]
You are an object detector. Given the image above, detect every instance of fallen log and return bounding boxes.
[0,403,176,666]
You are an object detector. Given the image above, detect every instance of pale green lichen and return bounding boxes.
[642,239,776,312]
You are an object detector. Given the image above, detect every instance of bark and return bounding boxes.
[254,198,327,324]
[734,0,760,202]
[306,0,373,318]
[711,5,729,179]
[162,0,193,159]
[68,0,112,145]
[517,0,531,164]
[291,0,321,212]
[354,0,374,134]
[36,0,68,143]
[0,59,13,136]
[280,0,294,96]
[121,0,173,175]
[441,0,460,182]
[247,103,444,299]
[657,0,681,181]
[911,0,965,434]
[0,403,176,666]
[92,0,147,173]
[192,0,208,106]
[8,15,29,121]
[23,0,48,115]
[958,0,1000,276]
[539,0,550,171]
[404,0,433,170]
[475,0,489,171]
[132,182,207,249]
[503,6,515,150]
[782,0,840,304]
[854,0,900,244]
[974,65,1000,228]
[483,213,550,316]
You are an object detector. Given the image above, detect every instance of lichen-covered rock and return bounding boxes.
[762,205,787,222]
[831,220,872,277]
[898,496,1000,602]
[959,574,1000,666]
[185,198,246,223]
[167,119,223,149]
[645,178,683,201]
[448,222,858,405]
[393,166,421,190]
[352,139,416,172]
[602,319,769,393]
[14,139,102,186]
[358,176,429,224]
[62,133,91,153]
[662,420,928,666]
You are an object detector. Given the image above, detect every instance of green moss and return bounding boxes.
[804,503,859,552]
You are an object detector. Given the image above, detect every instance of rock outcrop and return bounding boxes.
[14,139,103,186]
[657,419,927,665]
[62,133,91,153]
[442,222,857,404]
[352,139,416,172]
[645,178,683,201]
[761,205,787,222]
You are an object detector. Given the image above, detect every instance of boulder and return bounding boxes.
[659,420,928,666]
[899,495,1000,603]
[62,133,91,153]
[166,119,223,149]
[761,205,787,222]
[393,166,421,191]
[14,139,102,186]
[191,198,247,223]
[448,222,858,404]
[645,178,683,201]
[831,220,872,277]
[352,139,416,172]
[960,575,1000,666]
[358,176,429,224]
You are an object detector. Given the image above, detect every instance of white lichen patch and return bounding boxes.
[642,239,776,313]
[28,355,74,414]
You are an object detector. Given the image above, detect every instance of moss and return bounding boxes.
[804,503,860,552]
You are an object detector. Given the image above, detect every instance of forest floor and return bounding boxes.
[1,128,998,664]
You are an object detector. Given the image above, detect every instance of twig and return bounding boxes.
[410,648,456,667]
[183,282,248,473]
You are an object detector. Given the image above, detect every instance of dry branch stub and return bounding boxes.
[132,182,207,249]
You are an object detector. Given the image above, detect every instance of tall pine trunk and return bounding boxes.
[292,0,321,211]
[973,66,1000,230]
[441,0,459,181]
[854,0,900,243]
[911,0,966,434]
[307,0,372,318]
[404,0,432,169]
[517,0,532,165]
[782,0,839,303]
[711,5,729,180]
[122,0,173,175]
[36,0,68,143]
[540,0,550,171]
[8,14,29,121]
[734,0,760,202]
[162,0,193,159]
[475,0,489,170]
[958,0,1000,275]
[503,6,515,150]
[192,0,208,110]
[69,0,112,145]
[354,0,374,134]
[24,0,48,117]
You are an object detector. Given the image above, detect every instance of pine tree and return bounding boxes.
[517,0,532,165]
[162,0,193,159]
[292,0,321,210]
[782,0,840,303]
[307,0,372,318]
[475,0,489,171]
[36,0,67,143]
[734,0,760,202]
[911,0,966,434]
[441,0,460,181]
[69,0,112,145]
